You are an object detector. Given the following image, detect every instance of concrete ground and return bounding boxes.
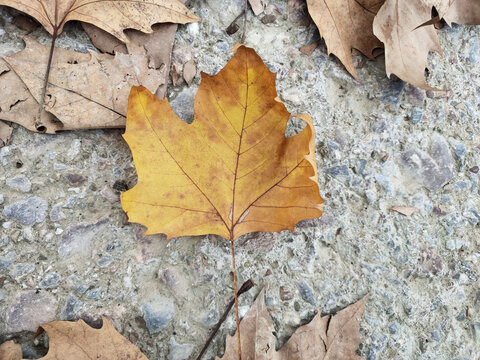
[1,1,480,359]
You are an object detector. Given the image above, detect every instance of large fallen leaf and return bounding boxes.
[0,0,199,42]
[121,45,324,240]
[306,0,384,78]
[373,0,480,89]
[217,287,367,359]
[0,317,148,360]
[0,37,163,133]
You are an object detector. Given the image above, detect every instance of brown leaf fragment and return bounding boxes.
[35,316,148,360]
[391,206,418,216]
[217,288,367,359]
[183,59,196,85]
[13,14,39,33]
[300,41,320,56]
[0,340,22,360]
[81,22,128,55]
[0,121,13,147]
[249,0,266,15]
[306,0,384,78]
[443,0,480,25]
[0,37,163,133]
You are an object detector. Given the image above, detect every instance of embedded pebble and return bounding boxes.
[6,175,31,193]
[3,197,48,226]
[141,298,175,334]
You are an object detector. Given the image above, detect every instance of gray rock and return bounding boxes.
[168,337,194,360]
[6,291,57,332]
[448,138,466,160]
[141,298,175,334]
[0,194,4,205]
[49,203,65,222]
[325,165,350,183]
[202,308,219,327]
[9,263,35,280]
[3,197,48,226]
[0,251,15,270]
[75,284,89,294]
[296,280,316,306]
[58,218,109,257]
[399,133,454,191]
[39,272,61,289]
[97,254,113,268]
[60,294,84,320]
[86,288,102,300]
[411,108,423,124]
[6,175,32,193]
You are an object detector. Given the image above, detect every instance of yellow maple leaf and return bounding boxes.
[121,45,324,241]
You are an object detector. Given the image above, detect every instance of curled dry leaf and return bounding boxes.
[121,45,324,240]
[373,0,480,89]
[306,0,384,78]
[0,0,199,42]
[0,317,148,360]
[217,287,367,359]
[0,37,163,133]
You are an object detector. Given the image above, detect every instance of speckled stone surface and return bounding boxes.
[1,1,480,359]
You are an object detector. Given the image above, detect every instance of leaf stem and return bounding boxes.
[35,26,58,133]
[241,0,248,43]
[230,238,242,360]
[195,279,254,360]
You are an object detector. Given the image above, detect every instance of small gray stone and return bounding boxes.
[411,108,423,124]
[6,175,32,193]
[325,165,350,183]
[86,288,102,300]
[97,254,113,268]
[168,337,194,360]
[296,280,316,306]
[61,294,84,320]
[49,203,65,222]
[0,251,15,270]
[9,263,35,280]
[58,218,109,257]
[202,309,219,327]
[39,272,61,289]
[75,284,89,294]
[448,138,466,160]
[6,291,57,332]
[141,298,175,334]
[0,194,4,205]
[471,322,480,341]
[3,197,48,226]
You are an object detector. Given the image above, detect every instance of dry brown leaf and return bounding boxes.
[0,340,22,360]
[82,22,180,99]
[288,0,312,26]
[183,58,197,85]
[249,0,266,15]
[0,37,163,133]
[0,317,148,360]
[0,121,13,147]
[0,0,199,42]
[373,0,479,89]
[444,0,480,25]
[121,45,324,240]
[299,41,320,56]
[306,0,384,78]
[390,206,418,216]
[217,287,367,359]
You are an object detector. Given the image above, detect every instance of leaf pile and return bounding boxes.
[121,45,324,240]
[0,317,148,360]
[304,0,480,88]
[218,287,367,359]
[0,0,199,133]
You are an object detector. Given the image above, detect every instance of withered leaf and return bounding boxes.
[373,0,480,89]
[121,45,324,240]
[82,21,181,99]
[306,0,384,78]
[0,317,148,360]
[217,287,367,359]
[0,37,164,133]
[0,0,199,42]
[390,206,418,216]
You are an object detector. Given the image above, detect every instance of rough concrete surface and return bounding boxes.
[1,1,480,359]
